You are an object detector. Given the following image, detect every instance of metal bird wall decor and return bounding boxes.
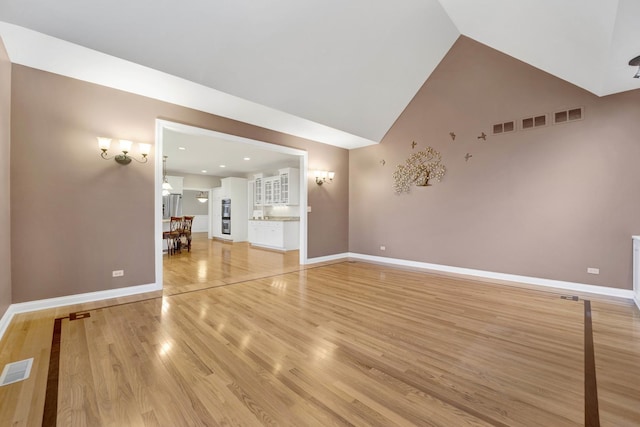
[477,132,487,141]
[449,132,456,141]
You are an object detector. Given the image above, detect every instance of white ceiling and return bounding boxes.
[163,129,299,178]
[1,1,639,149]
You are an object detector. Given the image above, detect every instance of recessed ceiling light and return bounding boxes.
[178,147,186,150]
[201,170,207,173]
[244,157,251,161]
[219,165,226,168]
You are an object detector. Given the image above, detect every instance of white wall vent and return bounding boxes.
[520,114,547,130]
[0,358,34,386]
[554,107,583,124]
[492,120,516,135]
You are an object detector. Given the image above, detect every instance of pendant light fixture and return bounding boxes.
[630,55,640,78]
[196,191,209,203]
[162,156,173,196]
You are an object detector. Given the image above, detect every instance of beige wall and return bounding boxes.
[349,36,640,290]
[0,38,11,317]
[11,65,348,303]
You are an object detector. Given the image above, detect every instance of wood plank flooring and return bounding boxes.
[0,233,639,426]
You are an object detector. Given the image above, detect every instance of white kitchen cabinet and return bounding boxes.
[263,176,279,205]
[166,175,184,195]
[248,220,299,251]
[278,168,299,205]
[253,174,263,206]
[252,169,299,206]
[272,178,281,204]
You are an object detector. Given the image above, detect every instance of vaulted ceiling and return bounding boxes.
[1,0,639,149]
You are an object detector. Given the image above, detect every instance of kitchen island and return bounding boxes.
[248,217,299,251]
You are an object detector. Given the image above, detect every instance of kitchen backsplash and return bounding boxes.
[262,205,300,218]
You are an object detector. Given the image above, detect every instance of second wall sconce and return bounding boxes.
[98,137,151,165]
[314,170,335,185]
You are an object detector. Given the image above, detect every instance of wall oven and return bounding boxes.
[222,219,231,235]
[222,199,231,235]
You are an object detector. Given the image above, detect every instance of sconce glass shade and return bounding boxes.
[314,170,321,178]
[139,143,151,156]
[97,137,112,151]
[119,139,133,152]
[162,180,173,190]
[328,171,335,180]
[162,188,170,197]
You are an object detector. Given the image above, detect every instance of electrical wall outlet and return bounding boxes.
[307,206,312,212]
[380,246,386,251]
[587,268,599,275]
[112,270,124,277]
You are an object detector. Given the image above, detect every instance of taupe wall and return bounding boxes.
[11,65,348,303]
[349,36,640,290]
[0,38,11,318]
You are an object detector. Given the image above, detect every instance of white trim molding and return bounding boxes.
[339,252,635,300]
[632,236,640,311]
[0,306,15,344]
[305,252,350,264]
[0,282,160,342]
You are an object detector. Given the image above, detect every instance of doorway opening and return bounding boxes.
[154,120,308,292]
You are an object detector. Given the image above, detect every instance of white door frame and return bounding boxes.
[155,119,309,290]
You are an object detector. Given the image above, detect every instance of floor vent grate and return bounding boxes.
[0,358,34,386]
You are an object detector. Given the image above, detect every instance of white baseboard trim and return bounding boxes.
[635,296,640,311]
[0,305,16,345]
[0,282,161,342]
[305,252,350,264]
[347,253,635,300]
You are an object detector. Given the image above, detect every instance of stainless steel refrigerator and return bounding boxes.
[162,194,182,219]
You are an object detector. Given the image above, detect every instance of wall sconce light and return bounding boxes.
[196,191,209,203]
[629,55,640,78]
[98,137,151,165]
[314,170,335,185]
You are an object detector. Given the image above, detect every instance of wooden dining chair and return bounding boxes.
[180,216,194,252]
[169,216,184,253]
[162,230,174,256]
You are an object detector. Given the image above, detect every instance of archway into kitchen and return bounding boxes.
[154,119,308,295]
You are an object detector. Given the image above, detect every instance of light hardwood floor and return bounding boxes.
[1,234,639,426]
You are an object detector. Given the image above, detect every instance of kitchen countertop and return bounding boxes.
[250,217,300,222]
